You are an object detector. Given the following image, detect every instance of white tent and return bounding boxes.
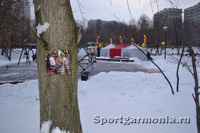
[121,45,147,61]
[100,44,115,57]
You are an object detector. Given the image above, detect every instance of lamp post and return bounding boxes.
[97,36,100,57]
[163,26,168,59]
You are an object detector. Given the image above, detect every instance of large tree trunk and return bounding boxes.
[34,0,82,132]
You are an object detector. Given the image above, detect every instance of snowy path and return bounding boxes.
[0,60,159,84]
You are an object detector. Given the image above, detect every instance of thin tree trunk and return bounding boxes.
[5,47,8,58]
[176,47,184,92]
[34,0,82,132]
[156,43,159,55]
[9,47,12,59]
[1,48,4,55]
[189,46,200,133]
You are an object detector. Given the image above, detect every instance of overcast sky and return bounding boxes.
[70,0,199,23]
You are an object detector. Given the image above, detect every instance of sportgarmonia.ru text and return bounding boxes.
[93,115,190,125]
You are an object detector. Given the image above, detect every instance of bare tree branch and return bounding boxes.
[126,0,133,21]
[185,65,194,75]
[110,11,120,22]
[167,0,178,8]
[0,0,20,27]
[133,43,175,94]
[149,0,154,14]
[155,0,159,12]
[169,54,194,75]
[192,93,197,103]
[76,0,86,21]
[174,0,180,8]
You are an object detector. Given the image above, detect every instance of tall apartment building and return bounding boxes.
[88,19,118,33]
[23,0,32,20]
[154,8,182,27]
[184,2,200,45]
[15,0,31,20]
[88,19,103,35]
[87,19,118,42]
[153,8,182,45]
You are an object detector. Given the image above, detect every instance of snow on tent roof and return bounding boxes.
[121,44,147,60]
[102,44,115,49]
[124,45,137,49]
[123,44,145,50]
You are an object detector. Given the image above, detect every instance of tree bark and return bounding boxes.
[34,0,82,132]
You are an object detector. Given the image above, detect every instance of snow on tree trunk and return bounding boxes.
[33,0,82,132]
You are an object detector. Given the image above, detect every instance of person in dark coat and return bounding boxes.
[147,51,153,60]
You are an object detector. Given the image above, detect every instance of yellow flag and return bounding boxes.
[110,38,113,44]
[120,36,122,44]
[161,41,165,45]
[142,43,146,48]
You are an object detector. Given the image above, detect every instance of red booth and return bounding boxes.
[110,44,126,58]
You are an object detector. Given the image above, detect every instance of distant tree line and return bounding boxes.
[0,1,195,57]
[0,0,36,58]
[77,13,187,49]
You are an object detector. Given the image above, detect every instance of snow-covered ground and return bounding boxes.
[0,48,199,133]
[0,49,36,66]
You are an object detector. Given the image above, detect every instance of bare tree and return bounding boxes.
[172,16,182,54]
[171,46,200,132]
[0,0,22,57]
[176,47,184,92]
[137,14,150,44]
[153,13,164,54]
[0,0,20,27]
[189,46,200,133]
[0,0,34,58]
